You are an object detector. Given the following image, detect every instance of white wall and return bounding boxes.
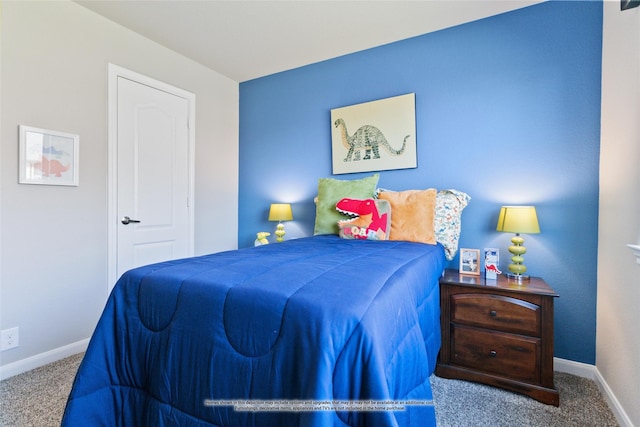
[0,0,238,371]
[598,1,640,425]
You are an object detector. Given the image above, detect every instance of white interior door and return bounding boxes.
[108,65,195,290]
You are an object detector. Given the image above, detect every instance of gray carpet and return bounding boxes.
[430,373,619,426]
[0,352,619,426]
[0,353,83,427]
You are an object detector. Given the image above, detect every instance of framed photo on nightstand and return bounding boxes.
[459,248,480,275]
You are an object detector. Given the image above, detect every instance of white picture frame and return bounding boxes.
[330,93,417,175]
[19,125,79,186]
[460,248,481,276]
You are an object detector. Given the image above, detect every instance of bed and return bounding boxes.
[62,174,470,426]
[61,235,445,426]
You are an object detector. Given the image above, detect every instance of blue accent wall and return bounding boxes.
[239,1,602,364]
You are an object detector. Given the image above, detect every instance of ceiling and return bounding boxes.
[76,1,543,82]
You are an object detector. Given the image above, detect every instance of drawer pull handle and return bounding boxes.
[490,350,497,357]
[489,310,497,317]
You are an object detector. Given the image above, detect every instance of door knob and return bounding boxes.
[121,216,141,225]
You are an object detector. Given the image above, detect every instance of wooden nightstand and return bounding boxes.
[436,269,560,406]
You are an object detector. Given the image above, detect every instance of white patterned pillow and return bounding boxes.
[435,189,471,260]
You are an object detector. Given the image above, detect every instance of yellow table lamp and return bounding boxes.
[268,203,293,242]
[496,206,540,282]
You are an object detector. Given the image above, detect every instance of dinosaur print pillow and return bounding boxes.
[336,198,391,240]
[433,189,471,260]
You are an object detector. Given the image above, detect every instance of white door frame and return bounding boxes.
[107,64,195,291]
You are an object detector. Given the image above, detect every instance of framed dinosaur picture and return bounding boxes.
[18,125,79,186]
[330,93,417,175]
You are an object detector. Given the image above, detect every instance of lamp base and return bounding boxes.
[274,223,286,243]
[505,273,530,283]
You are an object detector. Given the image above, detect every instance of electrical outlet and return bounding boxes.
[1,327,19,351]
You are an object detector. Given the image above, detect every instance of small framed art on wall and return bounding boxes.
[19,125,79,186]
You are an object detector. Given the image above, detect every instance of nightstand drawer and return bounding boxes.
[451,325,540,382]
[451,293,541,336]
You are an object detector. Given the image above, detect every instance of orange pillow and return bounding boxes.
[378,188,437,244]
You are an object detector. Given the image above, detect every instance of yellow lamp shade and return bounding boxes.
[268,203,293,222]
[496,206,540,234]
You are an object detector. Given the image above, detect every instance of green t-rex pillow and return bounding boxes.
[313,174,379,235]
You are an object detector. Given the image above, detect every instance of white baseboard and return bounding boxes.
[554,356,598,379]
[0,338,89,381]
[555,357,633,427]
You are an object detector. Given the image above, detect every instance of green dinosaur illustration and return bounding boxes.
[334,118,409,162]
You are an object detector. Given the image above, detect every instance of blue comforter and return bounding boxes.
[62,236,445,426]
